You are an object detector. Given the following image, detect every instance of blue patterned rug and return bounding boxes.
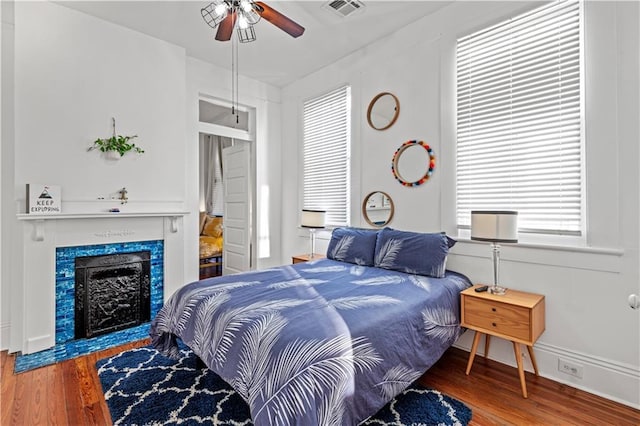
[97,345,472,426]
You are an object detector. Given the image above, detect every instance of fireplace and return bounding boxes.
[13,213,186,373]
[74,251,151,339]
[55,239,164,346]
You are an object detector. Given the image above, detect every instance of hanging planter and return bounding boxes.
[88,118,144,159]
[103,149,123,161]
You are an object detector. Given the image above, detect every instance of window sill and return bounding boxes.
[451,238,624,273]
[455,237,624,257]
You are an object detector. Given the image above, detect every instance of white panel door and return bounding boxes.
[223,142,251,275]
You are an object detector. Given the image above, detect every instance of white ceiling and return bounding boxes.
[57,1,452,87]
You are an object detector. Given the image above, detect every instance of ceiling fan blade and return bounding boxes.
[215,11,237,41]
[254,2,305,38]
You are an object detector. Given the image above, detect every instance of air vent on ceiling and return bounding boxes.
[323,0,365,18]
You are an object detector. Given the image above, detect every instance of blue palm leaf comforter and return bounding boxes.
[150,258,471,426]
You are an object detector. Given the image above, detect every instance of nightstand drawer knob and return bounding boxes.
[492,308,497,312]
[492,322,497,327]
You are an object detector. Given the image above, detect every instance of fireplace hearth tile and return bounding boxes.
[14,323,150,373]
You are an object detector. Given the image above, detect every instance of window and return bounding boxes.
[456,1,584,236]
[302,86,351,226]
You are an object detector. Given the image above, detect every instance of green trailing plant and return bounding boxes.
[88,118,144,157]
[90,134,144,156]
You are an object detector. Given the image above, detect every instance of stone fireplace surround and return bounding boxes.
[14,240,164,372]
[58,242,160,342]
[13,212,187,357]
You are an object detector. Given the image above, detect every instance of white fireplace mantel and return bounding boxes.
[17,211,189,220]
[17,212,189,241]
[12,211,189,355]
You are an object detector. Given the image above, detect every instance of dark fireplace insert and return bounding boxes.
[75,251,151,339]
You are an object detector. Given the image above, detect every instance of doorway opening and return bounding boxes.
[198,98,255,278]
[199,134,230,279]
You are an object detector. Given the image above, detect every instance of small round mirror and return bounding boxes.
[367,92,400,131]
[392,140,435,187]
[362,191,395,227]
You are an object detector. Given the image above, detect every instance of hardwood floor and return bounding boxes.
[420,348,640,425]
[1,341,639,425]
[1,339,150,426]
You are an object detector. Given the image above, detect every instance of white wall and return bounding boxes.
[281,1,639,408]
[2,1,190,352]
[1,1,287,350]
[14,2,187,213]
[0,0,15,349]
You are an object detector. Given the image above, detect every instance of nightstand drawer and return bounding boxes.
[464,297,530,341]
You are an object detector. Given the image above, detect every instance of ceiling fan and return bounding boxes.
[201,0,305,43]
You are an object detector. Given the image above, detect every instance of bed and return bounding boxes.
[150,227,472,425]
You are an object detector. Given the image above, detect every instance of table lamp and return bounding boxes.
[301,209,326,258]
[470,210,518,295]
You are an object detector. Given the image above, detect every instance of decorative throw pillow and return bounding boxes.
[374,228,451,278]
[444,233,457,248]
[202,216,223,238]
[326,227,378,266]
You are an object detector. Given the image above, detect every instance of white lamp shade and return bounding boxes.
[471,211,518,243]
[301,209,326,228]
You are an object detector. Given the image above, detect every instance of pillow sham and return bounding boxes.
[374,228,452,278]
[444,233,457,248]
[202,216,223,238]
[326,227,378,266]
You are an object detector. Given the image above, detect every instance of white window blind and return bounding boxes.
[456,0,583,236]
[302,86,351,226]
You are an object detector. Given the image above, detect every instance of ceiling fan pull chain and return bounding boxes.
[236,37,240,124]
[233,33,236,116]
[231,30,236,117]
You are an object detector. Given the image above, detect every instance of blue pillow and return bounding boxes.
[326,227,378,266]
[374,228,451,278]
[445,233,457,248]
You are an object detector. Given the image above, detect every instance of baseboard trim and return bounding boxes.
[453,335,640,409]
[0,322,9,351]
[26,334,53,354]
[535,341,639,379]
[534,341,640,410]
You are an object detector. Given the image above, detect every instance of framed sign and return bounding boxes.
[27,184,61,214]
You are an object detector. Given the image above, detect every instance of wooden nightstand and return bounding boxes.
[461,285,545,398]
[292,254,325,264]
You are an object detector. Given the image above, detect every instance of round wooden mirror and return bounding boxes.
[367,92,400,131]
[362,191,395,227]
[391,140,435,187]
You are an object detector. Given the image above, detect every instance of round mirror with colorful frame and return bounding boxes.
[391,140,435,186]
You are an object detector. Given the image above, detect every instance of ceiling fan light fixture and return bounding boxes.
[201,0,229,28]
[200,1,305,122]
[237,14,249,29]
[215,3,228,15]
[240,0,253,13]
[237,25,256,43]
[244,8,261,25]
